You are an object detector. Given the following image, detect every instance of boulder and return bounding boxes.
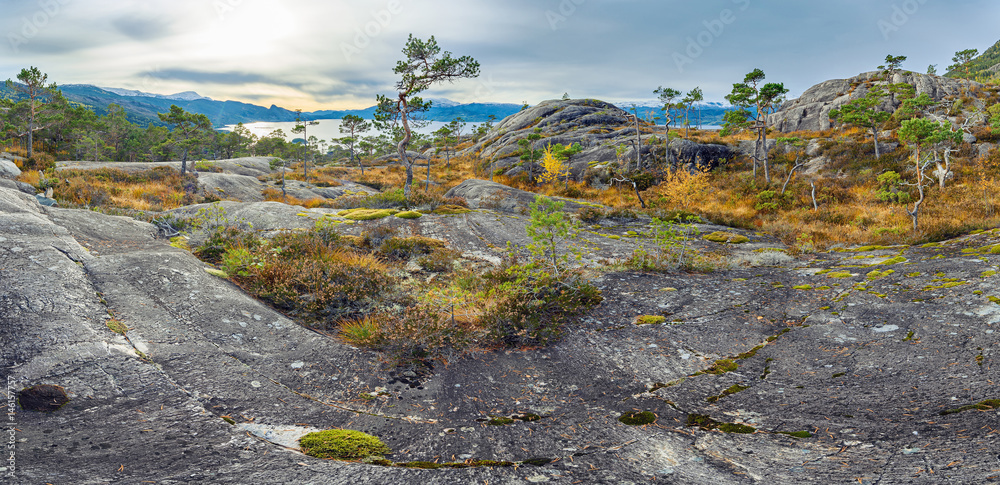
[669,139,736,171]
[198,172,266,202]
[0,158,21,179]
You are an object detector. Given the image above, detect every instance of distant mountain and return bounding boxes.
[95,87,212,101]
[37,84,522,128]
[944,39,1000,82]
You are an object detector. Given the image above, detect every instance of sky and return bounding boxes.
[1,0,998,111]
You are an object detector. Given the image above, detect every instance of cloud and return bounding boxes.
[111,15,173,41]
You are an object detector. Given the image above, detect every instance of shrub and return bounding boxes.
[379,236,445,261]
[299,429,390,460]
[575,206,605,223]
[480,265,602,347]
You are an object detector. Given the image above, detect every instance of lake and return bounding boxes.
[220,119,452,142]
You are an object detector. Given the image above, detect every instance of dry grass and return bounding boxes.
[52,167,196,211]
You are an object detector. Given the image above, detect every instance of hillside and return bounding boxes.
[945,39,1000,82]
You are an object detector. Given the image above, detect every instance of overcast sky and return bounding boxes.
[1,0,997,111]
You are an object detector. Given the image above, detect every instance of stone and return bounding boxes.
[669,139,736,171]
[0,159,21,179]
[963,133,977,144]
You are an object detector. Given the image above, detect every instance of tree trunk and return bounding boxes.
[399,95,414,198]
[761,123,770,184]
[181,148,188,176]
[873,128,881,159]
[634,114,642,170]
[907,148,924,231]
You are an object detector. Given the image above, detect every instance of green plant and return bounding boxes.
[875,171,911,204]
[525,195,580,277]
[618,411,656,426]
[299,429,390,460]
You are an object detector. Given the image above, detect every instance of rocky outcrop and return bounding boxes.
[6,181,1000,483]
[444,179,597,213]
[463,99,739,180]
[769,71,984,132]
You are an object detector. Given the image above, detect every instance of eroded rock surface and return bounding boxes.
[3,183,999,484]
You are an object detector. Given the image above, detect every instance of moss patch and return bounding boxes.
[827,271,853,279]
[488,417,515,426]
[434,205,472,215]
[706,384,751,403]
[635,315,667,325]
[779,430,813,438]
[792,284,813,290]
[705,359,738,375]
[338,208,398,221]
[299,429,390,460]
[169,236,190,251]
[939,399,1000,415]
[687,414,755,433]
[703,232,750,244]
[394,210,422,219]
[618,411,657,426]
[204,268,228,278]
[105,319,127,335]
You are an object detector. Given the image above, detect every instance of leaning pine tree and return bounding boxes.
[374,35,479,197]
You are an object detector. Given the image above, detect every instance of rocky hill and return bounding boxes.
[3,153,1000,483]
[463,99,736,182]
[768,71,987,133]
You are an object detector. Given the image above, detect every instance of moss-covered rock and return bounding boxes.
[703,231,749,244]
[394,210,423,219]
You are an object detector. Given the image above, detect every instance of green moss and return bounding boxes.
[779,430,813,438]
[827,271,853,279]
[522,457,555,466]
[514,413,541,422]
[792,284,813,290]
[221,416,236,425]
[394,211,422,219]
[705,359,738,374]
[903,331,915,341]
[399,461,444,469]
[472,460,514,467]
[169,236,190,251]
[875,256,907,265]
[819,306,831,311]
[817,286,832,290]
[488,417,515,426]
[299,429,390,460]
[433,205,472,215]
[636,315,667,325]
[832,372,846,378]
[718,423,757,434]
[704,231,750,244]
[939,399,1000,416]
[920,242,942,248]
[203,267,228,277]
[340,209,398,221]
[866,269,895,280]
[707,384,751,403]
[906,272,921,277]
[923,281,969,291]
[737,345,765,360]
[105,319,127,335]
[982,270,998,278]
[618,411,656,426]
[989,296,1000,304]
